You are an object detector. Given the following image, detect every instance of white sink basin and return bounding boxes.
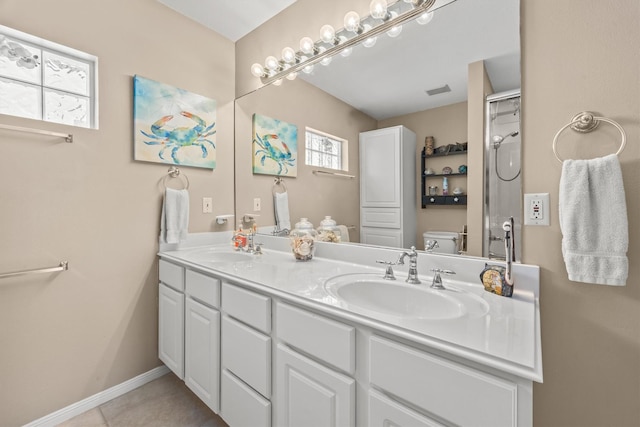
[324,273,489,320]
[186,247,253,263]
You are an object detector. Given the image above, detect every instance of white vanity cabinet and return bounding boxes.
[274,302,356,427]
[360,125,417,248]
[220,282,272,427]
[184,270,221,413]
[158,260,185,379]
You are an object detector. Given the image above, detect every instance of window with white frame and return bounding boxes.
[0,25,98,129]
[305,127,347,171]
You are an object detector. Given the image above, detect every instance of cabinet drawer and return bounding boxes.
[370,336,517,427]
[361,208,401,228]
[361,227,403,248]
[221,369,271,427]
[369,389,443,427]
[186,269,220,308]
[159,259,184,292]
[222,316,271,398]
[276,302,355,374]
[222,283,271,333]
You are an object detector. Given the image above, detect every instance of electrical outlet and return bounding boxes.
[524,193,549,225]
[202,197,213,213]
[253,198,261,212]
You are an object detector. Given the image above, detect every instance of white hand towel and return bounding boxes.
[336,225,350,242]
[161,188,190,244]
[274,191,291,231]
[559,154,628,286]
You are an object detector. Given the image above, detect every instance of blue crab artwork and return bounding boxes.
[134,75,217,169]
[252,113,297,177]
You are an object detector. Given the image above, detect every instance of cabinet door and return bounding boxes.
[360,127,401,208]
[275,344,355,427]
[369,389,443,427]
[361,226,403,247]
[158,283,184,379]
[185,298,220,413]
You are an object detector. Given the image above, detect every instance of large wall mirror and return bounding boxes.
[234,0,520,255]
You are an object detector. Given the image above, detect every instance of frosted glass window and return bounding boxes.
[0,25,97,128]
[44,51,90,96]
[0,76,41,119]
[305,127,346,171]
[44,88,89,128]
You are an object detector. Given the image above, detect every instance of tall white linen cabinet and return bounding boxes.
[359,125,417,248]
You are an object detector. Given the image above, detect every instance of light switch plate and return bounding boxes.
[524,193,549,225]
[202,197,213,213]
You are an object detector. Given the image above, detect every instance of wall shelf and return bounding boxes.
[420,146,468,208]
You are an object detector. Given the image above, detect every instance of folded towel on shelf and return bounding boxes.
[337,225,350,242]
[274,191,291,231]
[161,188,190,244]
[559,154,628,286]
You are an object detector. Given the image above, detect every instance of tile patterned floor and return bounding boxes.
[56,373,228,427]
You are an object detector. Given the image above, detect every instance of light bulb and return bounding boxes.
[369,0,389,20]
[416,11,434,25]
[320,24,336,44]
[273,78,283,86]
[362,24,377,48]
[265,55,280,71]
[250,63,265,77]
[318,47,332,66]
[300,37,315,55]
[344,11,361,33]
[386,12,402,38]
[339,37,352,57]
[282,47,297,63]
[302,64,314,74]
[286,72,297,81]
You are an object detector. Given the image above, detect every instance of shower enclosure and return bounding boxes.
[484,90,521,261]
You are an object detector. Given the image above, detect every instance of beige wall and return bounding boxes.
[523,1,640,425]
[378,102,468,250]
[235,79,377,236]
[0,0,235,425]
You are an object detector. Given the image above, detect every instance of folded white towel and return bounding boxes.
[274,191,291,231]
[559,154,628,286]
[161,188,189,244]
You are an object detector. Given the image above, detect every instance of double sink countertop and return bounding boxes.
[159,232,542,383]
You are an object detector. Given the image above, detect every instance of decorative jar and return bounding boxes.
[317,216,341,243]
[290,218,317,261]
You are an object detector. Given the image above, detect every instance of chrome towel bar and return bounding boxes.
[0,123,73,143]
[312,170,356,179]
[0,261,69,280]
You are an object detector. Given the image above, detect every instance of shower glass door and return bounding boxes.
[484,90,522,261]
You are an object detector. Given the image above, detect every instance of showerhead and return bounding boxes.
[492,131,519,148]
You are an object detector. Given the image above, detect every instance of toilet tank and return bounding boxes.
[423,231,459,254]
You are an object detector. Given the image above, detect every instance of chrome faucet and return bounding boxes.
[425,239,439,252]
[502,217,515,289]
[397,246,421,284]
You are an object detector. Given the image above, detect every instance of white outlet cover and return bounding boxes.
[524,193,550,226]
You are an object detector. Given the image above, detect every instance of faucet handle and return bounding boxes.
[430,268,456,289]
[253,243,263,254]
[376,260,397,280]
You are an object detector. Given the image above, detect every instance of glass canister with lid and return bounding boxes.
[316,216,341,243]
[290,218,317,261]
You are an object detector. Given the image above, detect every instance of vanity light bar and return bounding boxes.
[259,0,437,86]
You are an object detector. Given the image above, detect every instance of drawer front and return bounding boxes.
[159,259,184,292]
[361,227,403,248]
[222,316,271,398]
[221,370,271,427]
[277,302,355,374]
[370,336,517,427]
[222,282,271,333]
[369,389,443,427]
[186,269,220,308]
[361,208,401,228]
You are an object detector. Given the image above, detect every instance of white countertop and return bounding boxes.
[159,233,543,382]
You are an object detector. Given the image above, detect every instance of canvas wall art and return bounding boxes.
[133,75,217,169]
[252,113,298,177]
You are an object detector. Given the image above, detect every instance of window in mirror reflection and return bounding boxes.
[305,127,347,171]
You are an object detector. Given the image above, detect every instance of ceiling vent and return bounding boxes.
[425,84,451,96]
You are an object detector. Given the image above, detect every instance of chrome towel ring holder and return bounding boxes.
[163,166,190,189]
[552,111,626,162]
[272,176,287,195]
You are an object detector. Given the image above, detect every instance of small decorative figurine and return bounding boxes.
[442,166,453,175]
[458,164,467,174]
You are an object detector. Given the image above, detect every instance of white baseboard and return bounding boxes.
[24,365,170,427]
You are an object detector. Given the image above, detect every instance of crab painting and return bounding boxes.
[254,132,295,175]
[140,111,216,164]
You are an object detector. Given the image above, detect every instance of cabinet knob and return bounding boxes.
[453,197,459,202]
[429,197,435,203]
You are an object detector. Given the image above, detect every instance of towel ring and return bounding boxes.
[163,166,190,190]
[272,177,287,195]
[552,112,627,162]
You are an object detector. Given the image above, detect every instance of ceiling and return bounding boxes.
[157,0,520,120]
